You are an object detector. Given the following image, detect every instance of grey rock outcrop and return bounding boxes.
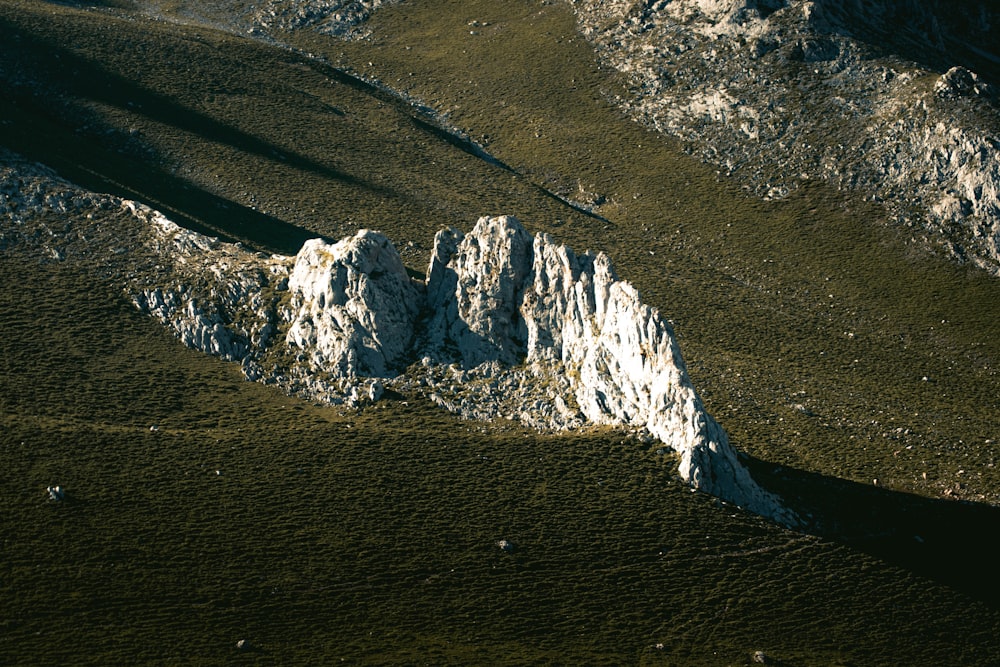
[935,66,994,100]
[568,0,1000,275]
[124,200,287,366]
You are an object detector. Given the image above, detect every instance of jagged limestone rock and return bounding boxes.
[427,216,794,524]
[424,217,533,366]
[0,155,795,524]
[285,231,422,377]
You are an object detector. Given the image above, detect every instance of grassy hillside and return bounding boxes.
[2,0,1000,663]
[3,252,999,665]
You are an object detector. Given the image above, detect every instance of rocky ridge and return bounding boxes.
[567,0,1000,275]
[245,0,397,37]
[0,150,795,525]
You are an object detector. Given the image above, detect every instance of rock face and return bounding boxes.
[0,153,794,525]
[567,0,1000,275]
[424,217,534,366]
[422,216,792,523]
[935,66,994,100]
[285,231,422,377]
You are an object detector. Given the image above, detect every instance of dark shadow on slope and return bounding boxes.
[0,17,378,189]
[0,17,407,251]
[293,55,516,172]
[0,15,416,254]
[0,95,320,255]
[745,455,1000,609]
[297,54,616,224]
[532,184,613,224]
[808,0,1000,85]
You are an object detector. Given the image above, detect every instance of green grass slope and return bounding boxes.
[2,248,999,666]
[2,0,1000,663]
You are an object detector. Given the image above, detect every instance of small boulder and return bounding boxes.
[497,539,515,553]
[934,66,992,99]
[47,485,65,501]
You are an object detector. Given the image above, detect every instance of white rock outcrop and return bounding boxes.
[285,231,422,377]
[0,155,795,525]
[423,216,794,523]
[423,217,533,366]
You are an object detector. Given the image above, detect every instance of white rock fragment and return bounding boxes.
[934,66,993,100]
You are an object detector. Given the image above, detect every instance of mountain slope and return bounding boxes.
[2,0,1000,664]
[277,0,1000,503]
[568,0,1000,273]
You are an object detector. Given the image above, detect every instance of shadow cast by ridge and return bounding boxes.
[746,454,1000,609]
[0,94,320,255]
[806,0,1000,85]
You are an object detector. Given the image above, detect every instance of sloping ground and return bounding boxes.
[0,147,795,522]
[3,221,1000,666]
[568,0,1000,274]
[284,0,1000,505]
[2,0,1000,663]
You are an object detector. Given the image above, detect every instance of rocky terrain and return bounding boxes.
[138,0,397,38]
[135,0,1000,275]
[0,148,794,524]
[247,0,396,36]
[568,0,1000,274]
[4,2,1000,663]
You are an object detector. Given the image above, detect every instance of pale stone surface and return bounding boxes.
[424,217,532,366]
[285,231,422,377]
[247,0,398,36]
[568,0,1000,275]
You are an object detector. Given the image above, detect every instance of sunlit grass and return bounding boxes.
[3,257,999,665]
